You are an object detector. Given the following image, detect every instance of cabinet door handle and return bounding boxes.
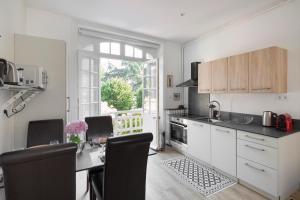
[216,128,230,133]
[251,88,271,91]
[245,163,265,172]
[245,135,265,141]
[200,89,210,92]
[214,88,226,91]
[245,144,265,151]
[230,88,247,91]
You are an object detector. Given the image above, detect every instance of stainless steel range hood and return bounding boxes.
[176,62,201,87]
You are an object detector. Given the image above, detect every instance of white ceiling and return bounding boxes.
[25,0,284,43]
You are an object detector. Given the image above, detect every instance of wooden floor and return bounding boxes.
[76,148,269,200]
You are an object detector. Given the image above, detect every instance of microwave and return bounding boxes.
[17,65,48,89]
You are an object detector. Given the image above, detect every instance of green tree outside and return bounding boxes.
[101,78,134,110]
[101,60,143,109]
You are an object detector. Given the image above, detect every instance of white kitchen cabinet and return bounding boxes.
[237,131,300,200]
[237,157,278,196]
[211,126,237,177]
[187,121,211,164]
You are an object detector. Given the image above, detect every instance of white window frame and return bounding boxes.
[78,35,158,119]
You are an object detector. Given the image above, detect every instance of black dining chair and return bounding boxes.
[0,143,77,200]
[85,116,114,193]
[90,132,153,200]
[27,119,64,148]
[85,116,114,142]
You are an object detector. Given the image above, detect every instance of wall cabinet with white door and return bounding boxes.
[187,121,211,164]
[211,126,236,177]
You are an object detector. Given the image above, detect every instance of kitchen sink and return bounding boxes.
[194,117,224,123]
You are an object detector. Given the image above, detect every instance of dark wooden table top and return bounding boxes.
[76,146,157,172]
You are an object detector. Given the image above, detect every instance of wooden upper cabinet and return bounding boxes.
[198,62,211,93]
[228,53,249,93]
[211,58,228,93]
[249,47,287,93]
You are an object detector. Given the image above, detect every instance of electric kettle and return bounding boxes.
[262,111,278,127]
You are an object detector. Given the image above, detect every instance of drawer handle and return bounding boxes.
[245,144,265,151]
[192,123,203,127]
[216,128,230,133]
[245,135,265,141]
[245,163,265,172]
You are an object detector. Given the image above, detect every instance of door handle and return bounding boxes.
[66,97,70,112]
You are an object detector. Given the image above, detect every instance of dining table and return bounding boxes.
[76,144,157,172]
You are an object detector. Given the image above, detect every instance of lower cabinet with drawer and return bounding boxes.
[237,130,300,200]
[211,126,236,177]
[237,157,278,196]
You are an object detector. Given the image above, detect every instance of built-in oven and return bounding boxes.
[169,117,187,145]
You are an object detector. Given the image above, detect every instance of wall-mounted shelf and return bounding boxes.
[0,84,45,118]
[0,84,44,92]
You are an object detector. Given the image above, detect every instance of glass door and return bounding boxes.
[142,59,159,149]
[78,53,100,120]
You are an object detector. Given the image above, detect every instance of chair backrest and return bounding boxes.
[103,133,153,200]
[0,143,77,200]
[85,116,113,141]
[27,119,64,148]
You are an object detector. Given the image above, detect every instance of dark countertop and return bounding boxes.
[170,114,300,138]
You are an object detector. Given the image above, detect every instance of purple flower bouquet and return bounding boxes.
[65,120,88,144]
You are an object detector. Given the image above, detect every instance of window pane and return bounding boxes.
[100,42,110,54]
[111,42,120,55]
[90,103,99,116]
[80,88,89,104]
[80,72,89,87]
[90,88,99,103]
[80,104,89,119]
[83,44,94,51]
[81,58,89,71]
[125,45,133,57]
[91,73,99,88]
[134,48,143,58]
[91,59,99,73]
[146,53,153,60]
[143,77,151,89]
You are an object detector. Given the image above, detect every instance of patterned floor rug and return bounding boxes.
[162,156,236,197]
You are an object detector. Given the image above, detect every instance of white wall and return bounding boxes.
[26,7,78,122]
[0,0,26,154]
[183,0,300,118]
[25,7,182,140]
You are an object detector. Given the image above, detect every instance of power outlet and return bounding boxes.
[277,94,288,101]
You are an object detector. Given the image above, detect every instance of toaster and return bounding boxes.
[276,113,293,132]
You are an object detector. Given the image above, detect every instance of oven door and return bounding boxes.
[169,121,187,144]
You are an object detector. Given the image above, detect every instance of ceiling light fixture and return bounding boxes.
[180,13,185,17]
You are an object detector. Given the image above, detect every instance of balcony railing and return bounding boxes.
[108,109,144,135]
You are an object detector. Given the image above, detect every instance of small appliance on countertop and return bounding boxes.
[276,113,293,132]
[3,61,20,85]
[0,58,8,86]
[262,111,278,127]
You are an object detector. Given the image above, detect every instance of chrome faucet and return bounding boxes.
[208,100,221,120]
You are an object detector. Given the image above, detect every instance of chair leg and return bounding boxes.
[85,172,90,193]
[90,185,96,200]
